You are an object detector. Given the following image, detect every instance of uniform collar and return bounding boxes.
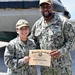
[41,13,59,27]
[17,36,31,46]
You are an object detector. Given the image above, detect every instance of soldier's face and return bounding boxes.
[40,3,53,18]
[17,26,29,39]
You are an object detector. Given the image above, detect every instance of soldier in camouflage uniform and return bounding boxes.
[4,19,37,75]
[29,0,75,75]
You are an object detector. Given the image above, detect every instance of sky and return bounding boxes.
[61,0,75,20]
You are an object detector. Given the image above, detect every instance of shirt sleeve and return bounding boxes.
[29,23,36,40]
[58,21,75,56]
[4,43,26,71]
[29,23,40,49]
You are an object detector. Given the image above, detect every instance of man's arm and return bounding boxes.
[29,23,40,49]
[50,21,75,58]
[58,21,75,56]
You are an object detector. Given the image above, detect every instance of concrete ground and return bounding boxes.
[0,47,75,75]
[0,47,7,75]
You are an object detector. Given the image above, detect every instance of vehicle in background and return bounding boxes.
[0,0,71,47]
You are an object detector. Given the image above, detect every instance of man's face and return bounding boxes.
[40,3,53,18]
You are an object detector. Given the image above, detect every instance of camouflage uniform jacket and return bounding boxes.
[4,37,37,75]
[30,13,75,75]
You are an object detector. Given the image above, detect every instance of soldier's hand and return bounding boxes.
[50,50,60,58]
[23,56,30,63]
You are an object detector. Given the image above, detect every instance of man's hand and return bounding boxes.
[50,50,60,58]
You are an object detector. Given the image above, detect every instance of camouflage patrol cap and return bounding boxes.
[39,0,52,6]
[16,19,29,29]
